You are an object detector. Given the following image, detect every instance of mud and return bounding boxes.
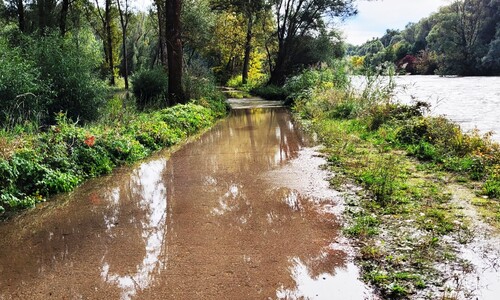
[0,106,371,299]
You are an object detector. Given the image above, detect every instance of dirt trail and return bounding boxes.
[0,103,372,299]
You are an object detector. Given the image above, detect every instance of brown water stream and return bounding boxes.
[0,106,371,299]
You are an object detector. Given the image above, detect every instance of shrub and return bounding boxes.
[0,35,47,128]
[132,68,168,109]
[408,141,439,161]
[484,172,500,198]
[159,104,214,135]
[32,30,107,124]
[396,117,430,145]
[251,85,288,101]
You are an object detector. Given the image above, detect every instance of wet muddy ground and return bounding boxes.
[0,103,372,299]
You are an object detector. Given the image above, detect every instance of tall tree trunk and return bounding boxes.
[17,0,25,32]
[105,0,115,85]
[165,0,185,104]
[269,44,287,86]
[241,15,253,85]
[154,0,168,67]
[38,0,46,31]
[117,0,129,90]
[59,0,70,35]
[121,29,129,89]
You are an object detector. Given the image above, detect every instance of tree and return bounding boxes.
[59,0,71,35]
[268,0,356,85]
[16,0,25,32]
[427,0,487,75]
[209,11,246,81]
[153,0,168,66]
[165,0,185,104]
[89,0,118,85]
[116,0,131,89]
[182,0,216,66]
[211,0,267,84]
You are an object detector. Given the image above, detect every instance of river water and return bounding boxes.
[355,75,500,141]
[0,103,371,299]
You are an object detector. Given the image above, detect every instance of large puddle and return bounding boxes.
[0,107,372,299]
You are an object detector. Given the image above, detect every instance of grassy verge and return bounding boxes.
[290,69,499,298]
[0,94,228,216]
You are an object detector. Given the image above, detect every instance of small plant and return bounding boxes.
[360,155,399,203]
[483,172,500,198]
[345,215,380,236]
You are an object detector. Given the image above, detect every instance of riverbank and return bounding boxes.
[289,70,500,298]
[0,94,228,217]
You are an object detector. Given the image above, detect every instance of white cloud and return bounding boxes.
[340,0,450,45]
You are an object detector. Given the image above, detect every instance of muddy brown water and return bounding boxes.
[0,105,371,299]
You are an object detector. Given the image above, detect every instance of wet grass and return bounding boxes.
[288,68,500,298]
[311,117,472,297]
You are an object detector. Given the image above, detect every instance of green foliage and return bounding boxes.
[251,85,288,100]
[0,28,107,127]
[350,0,500,75]
[360,156,399,203]
[158,104,214,135]
[33,30,107,123]
[0,99,225,214]
[184,62,228,117]
[0,34,48,128]
[484,172,500,198]
[131,68,168,109]
[345,215,379,236]
[284,66,349,104]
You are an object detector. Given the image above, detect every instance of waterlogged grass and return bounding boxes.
[289,67,500,298]
[307,117,473,298]
[0,97,228,215]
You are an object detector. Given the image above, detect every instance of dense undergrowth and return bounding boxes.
[0,95,228,216]
[289,65,500,298]
[0,24,229,216]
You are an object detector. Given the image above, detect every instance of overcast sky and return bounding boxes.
[340,0,450,45]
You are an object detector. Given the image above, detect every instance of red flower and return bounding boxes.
[84,135,96,147]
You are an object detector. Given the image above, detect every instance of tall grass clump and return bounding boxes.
[0,32,48,129]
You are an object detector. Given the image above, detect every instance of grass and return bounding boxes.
[289,66,500,298]
[0,92,228,216]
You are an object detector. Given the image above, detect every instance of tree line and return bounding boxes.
[0,0,357,127]
[348,0,500,76]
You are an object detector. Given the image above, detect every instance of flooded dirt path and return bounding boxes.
[0,104,371,299]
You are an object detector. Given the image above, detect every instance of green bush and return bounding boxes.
[284,67,349,103]
[158,104,214,135]
[251,85,288,101]
[0,35,47,128]
[132,68,168,109]
[32,30,107,124]
[408,141,439,161]
[0,28,106,127]
[484,173,500,198]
